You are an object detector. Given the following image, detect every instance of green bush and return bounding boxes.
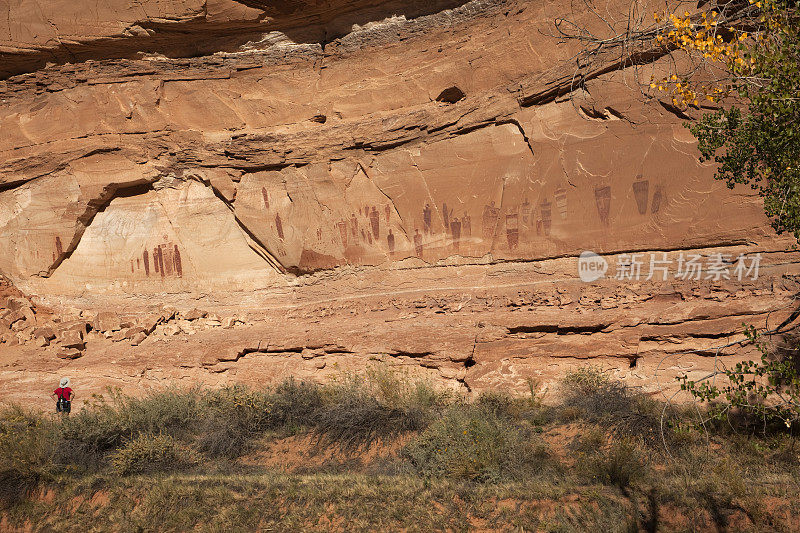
[402,406,554,482]
[110,434,197,476]
[681,328,800,433]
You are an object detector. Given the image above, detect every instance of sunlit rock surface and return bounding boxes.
[1,0,798,407]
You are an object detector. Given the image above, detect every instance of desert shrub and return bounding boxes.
[55,388,199,470]
[196,385,274,458]
[0,406,56,504]
[475,390,515,417]
[560,367,662,446]
[364,368,453,413]
[570,425,607,454]
[561,366,612,395]
[111,433,197,476]
[402,406,554,482]
[203,385,273,432]
[313,378,427,450]
[309,370,453,450]
[577,437,648,489]
[197,381,325,458]
[263,378,323,431]
[55,407,128,470]
[476,383,552,427]
[194,416,253,459]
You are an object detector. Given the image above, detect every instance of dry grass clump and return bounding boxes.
[576,437,649,489]
[402,405,555,482]
[111,433,199,476]
[311,371,448,450]
[559,366,663,446]
[0,405,56,504]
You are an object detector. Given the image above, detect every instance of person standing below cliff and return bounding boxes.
[52,377,74,415]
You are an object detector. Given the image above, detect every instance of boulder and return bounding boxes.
[130,332,147,346]
[124,326,146,339]
[21,305,36,324]
[94,311,122,332]
[162,323,181,336]
[10,313,28,331]
[58,329,85,350]
[182,308,208,321]
[176,320,195,334]
[32,326,56,340]
[112,325,146,341]
[57,348,84,360]
[4,310,25,327]
[141,314,164,334]
[60,320,89,335]
[5,297,32,313]
[34,335,49,347]
[60,307,83,321]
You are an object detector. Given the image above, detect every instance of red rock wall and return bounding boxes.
[1,0,798,400]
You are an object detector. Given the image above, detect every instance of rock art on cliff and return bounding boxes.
[0,0,799,404]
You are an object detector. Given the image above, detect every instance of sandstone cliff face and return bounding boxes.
[1,0,798,404]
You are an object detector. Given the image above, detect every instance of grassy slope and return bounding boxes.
[1,368,799,532]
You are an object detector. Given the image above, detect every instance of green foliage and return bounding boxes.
[110,434,198,476]
[680,326,800,430]
[690,0,800,239]
[679,0,800,435]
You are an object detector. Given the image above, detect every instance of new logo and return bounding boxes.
[578,251,608,282]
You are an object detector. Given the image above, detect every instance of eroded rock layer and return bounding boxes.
[1,0,798,405]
